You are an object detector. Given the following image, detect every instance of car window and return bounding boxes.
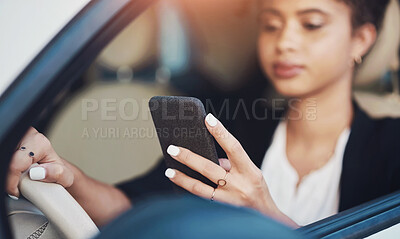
[44,0,400,185]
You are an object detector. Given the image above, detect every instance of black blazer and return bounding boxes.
[117,100,400,213]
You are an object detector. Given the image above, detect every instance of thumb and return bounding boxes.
[29,163,74,188]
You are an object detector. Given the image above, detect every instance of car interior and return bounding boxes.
[3,0,400,238]
[39,0,400,185]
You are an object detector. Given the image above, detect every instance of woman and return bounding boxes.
[7,0,398,228]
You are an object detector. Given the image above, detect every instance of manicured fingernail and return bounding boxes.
[8,194,19,200]
[167,145,180,157]
[206,113,218,127]
[165,168,176,178]
[29,167,46,180]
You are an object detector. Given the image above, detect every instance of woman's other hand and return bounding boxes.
[7,127,74,199]
[164,113,297,227]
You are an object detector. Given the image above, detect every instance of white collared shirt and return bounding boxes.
[260,121,351,226]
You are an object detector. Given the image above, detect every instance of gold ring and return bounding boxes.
[217,171,228,187]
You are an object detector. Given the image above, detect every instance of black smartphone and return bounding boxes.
[149,96,219,192]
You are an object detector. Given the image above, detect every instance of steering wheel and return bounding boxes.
[8,164,99,239]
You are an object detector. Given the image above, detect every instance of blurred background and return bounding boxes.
[30,0,400,185]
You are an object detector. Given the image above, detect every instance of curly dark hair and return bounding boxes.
[339,0,391,32]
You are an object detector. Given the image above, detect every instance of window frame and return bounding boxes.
[298,191,400,238]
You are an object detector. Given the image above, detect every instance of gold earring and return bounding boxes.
[354,55,362,65]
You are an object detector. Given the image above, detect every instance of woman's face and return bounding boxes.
[258,0,357,98]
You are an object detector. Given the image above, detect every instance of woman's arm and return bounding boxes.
[63,158,132,227]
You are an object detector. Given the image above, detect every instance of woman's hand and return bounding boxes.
[164,113,298,227]
[7,127,74,199]
[6,127,131,226]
